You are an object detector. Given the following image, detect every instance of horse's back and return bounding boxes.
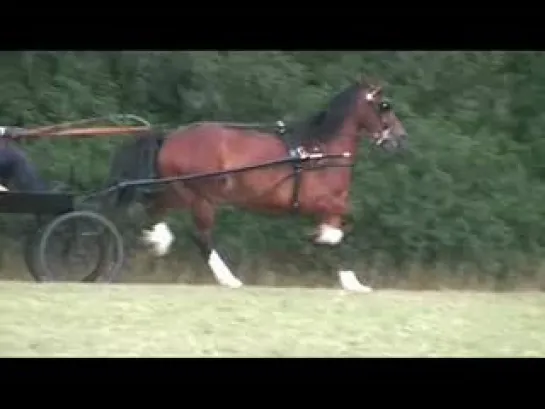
[159,122,288,176]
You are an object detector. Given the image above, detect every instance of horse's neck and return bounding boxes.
[322,123,360,157]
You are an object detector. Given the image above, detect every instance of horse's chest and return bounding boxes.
[219,174,236,194]
[302,163,350,190]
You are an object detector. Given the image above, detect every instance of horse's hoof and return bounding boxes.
[338,270,373,293]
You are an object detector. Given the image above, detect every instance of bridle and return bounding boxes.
[364,88,395,146]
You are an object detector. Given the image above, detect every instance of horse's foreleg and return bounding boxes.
[313,205,372,293]
[316,234,373,293]
[190,198,243,289]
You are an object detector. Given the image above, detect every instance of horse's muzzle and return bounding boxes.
[377,134,408,152]
[398,135,409,151]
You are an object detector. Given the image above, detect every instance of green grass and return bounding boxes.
[1,282,544,357]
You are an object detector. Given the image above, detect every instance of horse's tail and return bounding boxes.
[106,130,166,208]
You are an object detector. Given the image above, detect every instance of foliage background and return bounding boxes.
[1,51,544,288]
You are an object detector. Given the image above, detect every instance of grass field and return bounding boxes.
[1,281,544,357]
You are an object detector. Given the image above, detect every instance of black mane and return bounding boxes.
[287,82,363,145]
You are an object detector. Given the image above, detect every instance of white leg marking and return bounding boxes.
[0,184,8,192]
[141,222,175,256]
[208,249,243,289]
[338,270,373,293]
[314,224,344,245]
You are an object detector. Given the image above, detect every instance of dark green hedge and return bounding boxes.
[1,51,544,279]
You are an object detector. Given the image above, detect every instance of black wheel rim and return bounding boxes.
[36,211,124,283]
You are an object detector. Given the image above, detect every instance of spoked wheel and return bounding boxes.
[30,211,125,283]
[24,227,44,282]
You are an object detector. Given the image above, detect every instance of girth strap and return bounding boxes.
[288,148,304,211]
[275,120,306,211]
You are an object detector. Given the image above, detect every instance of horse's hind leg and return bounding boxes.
[141,191,177,257]
[190,198,243,289]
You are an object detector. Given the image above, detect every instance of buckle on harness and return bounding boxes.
[289,146,310,160]
[276,120,286,135]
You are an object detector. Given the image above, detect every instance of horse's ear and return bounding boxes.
[360,74,383,90]
[359,75,373,87]
[365,86,383,101]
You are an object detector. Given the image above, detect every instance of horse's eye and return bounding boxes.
[379,101,392,112]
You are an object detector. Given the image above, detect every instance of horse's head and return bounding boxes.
[355,81,409,152]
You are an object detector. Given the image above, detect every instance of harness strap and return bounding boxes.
[288,148,304,211]
[275,121,306,211]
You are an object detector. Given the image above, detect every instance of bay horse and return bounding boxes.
[108,79,409,292]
